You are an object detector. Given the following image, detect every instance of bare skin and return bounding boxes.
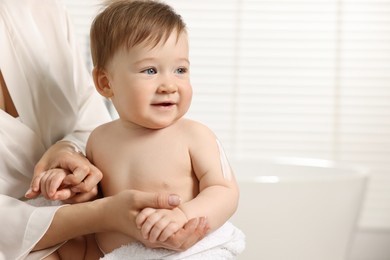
[88,26,239,253]
[0,71,18,117]
[1,70,208,256]
[34,190,208,251]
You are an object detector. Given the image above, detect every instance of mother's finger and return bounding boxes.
[70,164,102,193]
[131,191,181,210]
[63,186,98,204]
[63,163,90,186]
[168,217,209,251]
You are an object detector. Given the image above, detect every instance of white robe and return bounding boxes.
[0,0,111,259]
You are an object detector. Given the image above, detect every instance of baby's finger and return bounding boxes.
[40,173,51,199]
[141,212,162,240]
[136,208,156,228]
[47,169,67,198]
[26,171,46,198]
[52,188,74,201]
[44,171,59,200]
[148,218,171,243]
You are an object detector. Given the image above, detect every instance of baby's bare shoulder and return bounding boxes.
[179,118,216,139]
[91,120,119,136]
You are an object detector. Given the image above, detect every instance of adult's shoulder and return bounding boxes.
[0,0,65,14]
[0,0,68,32]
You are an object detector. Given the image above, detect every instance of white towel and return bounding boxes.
[101,222,245,260]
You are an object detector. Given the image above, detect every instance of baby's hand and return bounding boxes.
[136,207,188,243]
[38,168,75,201]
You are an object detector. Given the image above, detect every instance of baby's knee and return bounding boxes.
[57,236,87,260]
[43,251,61,260]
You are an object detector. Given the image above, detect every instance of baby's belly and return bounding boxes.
[102,170,198,203]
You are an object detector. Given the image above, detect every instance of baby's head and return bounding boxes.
[90,0,192,130]
[90,0,187,71]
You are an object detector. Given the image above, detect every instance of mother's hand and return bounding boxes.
[34,189,209,251]
[142,217,209,251]
[25,141,102,203]
[103,190,209,251]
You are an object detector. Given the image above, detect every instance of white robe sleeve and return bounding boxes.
[0,0,112,259]
[0,196,64,260]
[0,113,62,260]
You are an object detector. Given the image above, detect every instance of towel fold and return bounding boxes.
[101,222,245,260]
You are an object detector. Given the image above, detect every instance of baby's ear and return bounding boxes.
[92,67,113,98]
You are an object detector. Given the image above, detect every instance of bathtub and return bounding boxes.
[229,157,369,260]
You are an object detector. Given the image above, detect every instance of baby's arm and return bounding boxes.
[179,121,239,231]
[137,121,239,242]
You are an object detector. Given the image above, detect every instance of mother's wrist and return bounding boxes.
[55,140,85,156]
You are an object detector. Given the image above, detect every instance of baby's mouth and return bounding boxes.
[152,102,175,107]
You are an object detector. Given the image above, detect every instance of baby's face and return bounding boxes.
[106,30,192,130]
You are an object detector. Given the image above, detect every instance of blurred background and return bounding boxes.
[61,0,390,259]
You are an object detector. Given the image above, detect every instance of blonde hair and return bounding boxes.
[90,0,187,70]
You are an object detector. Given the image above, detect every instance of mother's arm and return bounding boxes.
[33,190,208,251]
[27,142,208,252]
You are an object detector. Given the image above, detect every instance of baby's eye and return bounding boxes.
[176,67,188,74]
[142,68,157,75]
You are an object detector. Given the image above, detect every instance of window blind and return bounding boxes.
[61,0,390,230]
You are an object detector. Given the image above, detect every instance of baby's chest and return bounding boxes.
[99,145,194,194]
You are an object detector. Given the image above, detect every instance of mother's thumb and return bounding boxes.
[136,192,181,209]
